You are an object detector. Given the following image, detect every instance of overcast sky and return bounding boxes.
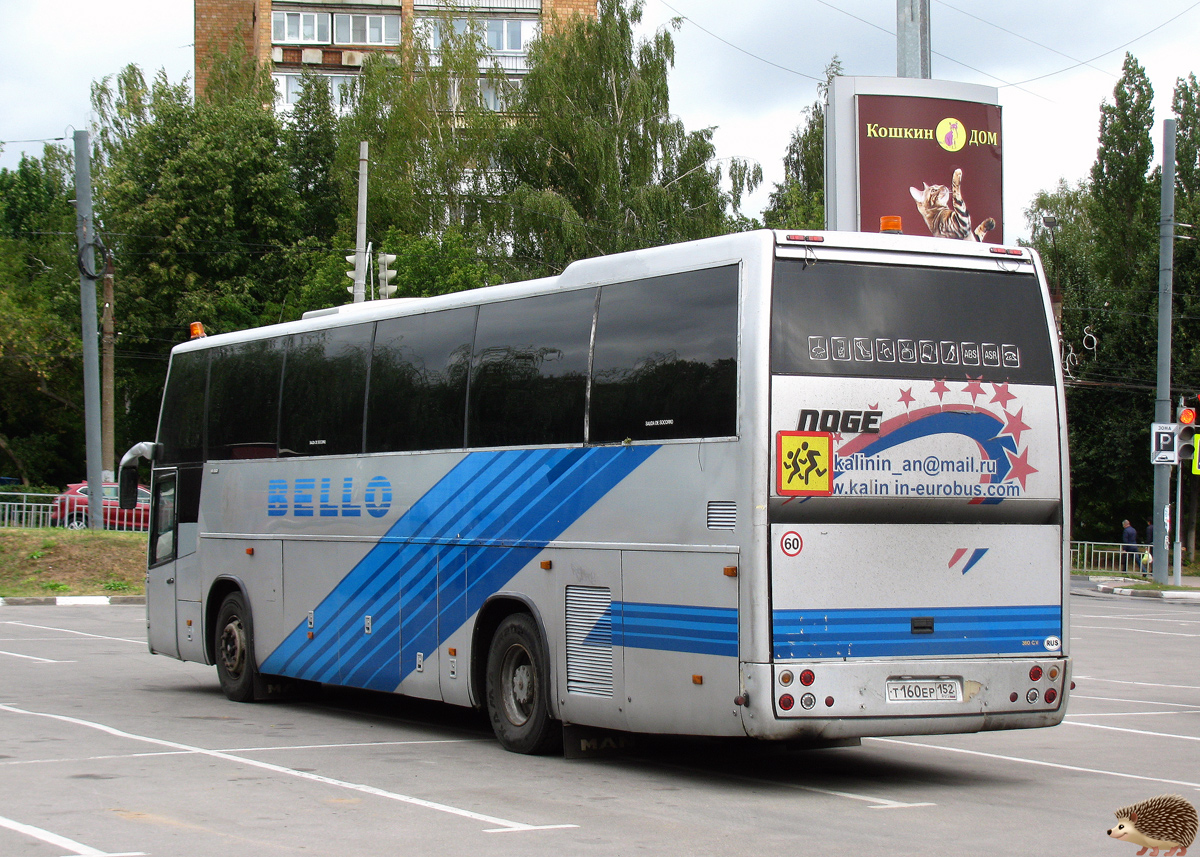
[3,0,1199,241]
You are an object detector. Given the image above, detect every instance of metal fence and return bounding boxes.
[0,493,55,529]
[0,492,148,532]
[1070,540,1153,576]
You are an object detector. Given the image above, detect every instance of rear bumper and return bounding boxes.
[740,656,1070,740]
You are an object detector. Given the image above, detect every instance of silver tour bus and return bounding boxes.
[121,229,1070,753]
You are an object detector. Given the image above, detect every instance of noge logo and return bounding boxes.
[797,408,883,434]
[268,476,393,518]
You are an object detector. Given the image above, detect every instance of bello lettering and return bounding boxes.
[797,409,883,434]
[268,476,393,518]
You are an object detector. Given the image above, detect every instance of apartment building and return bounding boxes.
[194,0,597,109]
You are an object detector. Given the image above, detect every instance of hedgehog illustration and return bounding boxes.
[1107,794,1198,856]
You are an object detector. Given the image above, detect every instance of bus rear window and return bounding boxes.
[771,259,1055,385]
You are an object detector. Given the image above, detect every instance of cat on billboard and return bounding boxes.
[856,95,1003,243]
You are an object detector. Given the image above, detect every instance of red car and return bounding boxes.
[51,482,151,531]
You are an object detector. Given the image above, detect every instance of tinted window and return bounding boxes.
[157,350,208,465]
[590,266,739,443]
[367,308,475,452]
[771,259,1055,384]
[279,324,372,456]
[207,338,285,459]
[468,290,595,447]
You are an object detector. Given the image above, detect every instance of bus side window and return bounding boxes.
[280,324,372,456]
[207,338,285,460]
[367,307,476,453]
[590,265,739,443]
[157,350,208,465]
[468,290,595,448]
[151,475,177,566]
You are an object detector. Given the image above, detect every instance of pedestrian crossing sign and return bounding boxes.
[777,431,834,496]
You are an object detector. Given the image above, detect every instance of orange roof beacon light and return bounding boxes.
[189,322,207,340]
[880,215,903,234]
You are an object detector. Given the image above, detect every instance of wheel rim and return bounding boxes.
[499,643,535,727]
[220,616,247,679]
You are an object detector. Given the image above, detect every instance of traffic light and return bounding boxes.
[345,252,360,295]
[378,252,397,299]
[1177,406,1198,474]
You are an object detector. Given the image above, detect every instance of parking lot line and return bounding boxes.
[0,703,578,834]
[1063,721,1200,742]
[1,621,145,645]
[0,812,145,857]
[0,649,72,663]
[870,737,1200,790]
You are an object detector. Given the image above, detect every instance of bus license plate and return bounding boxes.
[885,679,961,703]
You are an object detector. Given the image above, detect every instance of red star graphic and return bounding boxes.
[1002,447,1038,490]
[990,382,1017,409]
[833,432,844,444]
[898,387,916,408]
[962,376,986,404]
[868,403,879,410]
[931,379,951,401]
[1001,407,1032,445]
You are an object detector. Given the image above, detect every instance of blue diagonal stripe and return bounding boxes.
[262,446,658,690]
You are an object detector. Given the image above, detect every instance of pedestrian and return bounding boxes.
[1145,519,1154,548]
[1121,519,1137,573]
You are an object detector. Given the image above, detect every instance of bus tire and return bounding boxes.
[485,613,560,755]
[215,591,259,703]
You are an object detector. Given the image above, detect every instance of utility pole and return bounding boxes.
[1152,119,1177,585]
[101,250,115,481]
[352,141,369,303]
[897,0,931,79]
[73,130,104,530]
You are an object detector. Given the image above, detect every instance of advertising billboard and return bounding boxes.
[827,77,1003,243]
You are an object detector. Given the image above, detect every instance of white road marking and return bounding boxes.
[1070,694,1200,709]
[1075,677,1200,691]
[870,738,1200,790]
[1064,721,1200,742]
[1072,624,1200,638]
[1074,613,1200,624]
[0,812,145,856]
[1,622,144,645]
[0,649,72,663]
[0,704,576,834]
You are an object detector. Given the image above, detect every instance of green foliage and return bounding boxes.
[498,0,758,277]
[762,57,841,230]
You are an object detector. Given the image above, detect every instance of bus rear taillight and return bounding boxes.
[799,669,815,686]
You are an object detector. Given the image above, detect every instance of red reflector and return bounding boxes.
[1045,688,1058,704]
[1010,692,1019,703]
[799,669,815,686]
[1029,665,1043,682]
[1070,681,1076,690]
[779,693,795,711]
[824,696,834,707]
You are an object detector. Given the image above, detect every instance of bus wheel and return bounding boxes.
[485,613,560,754]
[215,592,258,703]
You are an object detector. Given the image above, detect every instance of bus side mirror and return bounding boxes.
[119,465,140,510]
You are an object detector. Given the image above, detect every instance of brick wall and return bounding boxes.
[194,0,271,97]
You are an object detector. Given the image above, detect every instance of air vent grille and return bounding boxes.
[565,586,613,697]
[707,500,736,530]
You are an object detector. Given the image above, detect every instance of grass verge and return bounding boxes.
[0,528,146,597]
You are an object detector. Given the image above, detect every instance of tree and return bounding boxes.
[284,72,341,243]
[762,57,841,230]
[497,0,759,277]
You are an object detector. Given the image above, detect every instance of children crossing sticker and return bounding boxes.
[777,431,834,496]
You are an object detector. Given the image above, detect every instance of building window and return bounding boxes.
[485,19,536,52]
[274,74,358,112]
[334,14,401,45]
[272,11,331,44]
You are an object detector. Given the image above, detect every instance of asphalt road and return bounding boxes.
[1,588,1197,857]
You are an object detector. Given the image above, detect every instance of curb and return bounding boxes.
[1094,584,1200,601]
[0,595,145,607]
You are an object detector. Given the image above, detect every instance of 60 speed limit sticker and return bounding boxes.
[780,531,803,557]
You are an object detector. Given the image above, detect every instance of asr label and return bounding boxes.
[777,431,833,496]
